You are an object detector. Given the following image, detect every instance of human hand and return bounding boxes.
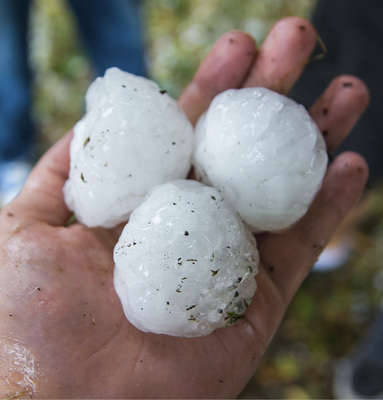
[0,17,369,399]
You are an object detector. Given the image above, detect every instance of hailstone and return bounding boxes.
[193,87,328,232]
[63,67,194,228]
[114,179,259,338]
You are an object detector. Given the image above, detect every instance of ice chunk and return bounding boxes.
[63,67,194,228]
[113,179,259,337]
[193,87,328,232]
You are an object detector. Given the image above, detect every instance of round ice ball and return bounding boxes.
[193,87,328,232]
[63,67,194,228]
[113,179,259,338]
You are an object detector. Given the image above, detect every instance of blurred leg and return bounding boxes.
[334,311,383,398]
[291,0,383,271]
[0,0,34,162]
[291,0,383,184]
[67,0,147,77]
[0,0,34,207]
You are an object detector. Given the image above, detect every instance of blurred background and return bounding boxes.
[24,0,383,398]
[29,0,315,150]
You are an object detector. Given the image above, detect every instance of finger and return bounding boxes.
[309,75,370,153]
[7,130,73,226]
[211,153,367,392]
[242,16,317,94]
[256,152,369,303]
[178,30,257,125]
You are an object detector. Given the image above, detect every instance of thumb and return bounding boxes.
[8,130,73,226]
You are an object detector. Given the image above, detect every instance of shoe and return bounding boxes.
[334,311,383,399]
[0,160,32,208]
[313,240,352,272]
[313,198,370,272]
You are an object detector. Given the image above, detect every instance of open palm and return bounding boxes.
[0,17,369,399]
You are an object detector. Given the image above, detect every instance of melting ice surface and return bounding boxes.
[113,180,259,337]
[63,67,194,228]
[193,87,328,232]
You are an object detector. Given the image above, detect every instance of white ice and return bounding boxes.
[63,67,194,228]
[113,179,259,337]
[193,87,328,232]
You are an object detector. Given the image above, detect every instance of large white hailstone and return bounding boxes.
[63,67,193,228]
[114,179,259,338]
[193,87,328,232]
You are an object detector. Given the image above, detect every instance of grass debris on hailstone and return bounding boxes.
[114,179,259,338]
[63,67,193,228]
